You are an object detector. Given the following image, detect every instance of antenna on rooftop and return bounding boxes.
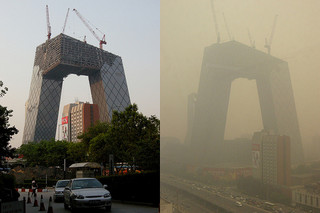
[210,0,220,43]
[264,14,278,54]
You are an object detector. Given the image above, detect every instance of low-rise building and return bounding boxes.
[61,101,99,142]
[292,184,320,213]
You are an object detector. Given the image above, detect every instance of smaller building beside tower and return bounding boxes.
[61,102,99,142]
[252,130,291,186]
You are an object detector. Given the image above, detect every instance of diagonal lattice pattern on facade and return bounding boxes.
[23,34,131,144]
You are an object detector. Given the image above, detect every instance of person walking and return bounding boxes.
[31,178,38,197]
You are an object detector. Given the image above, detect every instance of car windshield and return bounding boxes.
[56,180,70,188]
[71,179,103,190]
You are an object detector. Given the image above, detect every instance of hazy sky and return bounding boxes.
[0,1,159,148]
[161,0,320,154]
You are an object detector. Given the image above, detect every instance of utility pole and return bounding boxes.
[63,159,66,179]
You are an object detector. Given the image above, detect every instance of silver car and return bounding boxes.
[63,178,112,212]
[53,180,70,202]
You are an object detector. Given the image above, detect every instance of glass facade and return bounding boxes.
[22,34,131,144]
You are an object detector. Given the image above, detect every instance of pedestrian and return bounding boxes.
[31,178,38,197]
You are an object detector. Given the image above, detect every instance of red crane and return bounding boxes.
[73,9,106,49]
[46,5,51,40]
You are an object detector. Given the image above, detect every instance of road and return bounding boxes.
[161,173,307,213]
[161,173,269,213]
[19,191,158,213]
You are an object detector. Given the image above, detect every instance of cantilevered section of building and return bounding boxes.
[23,34,131,144]
[189,41,304,164]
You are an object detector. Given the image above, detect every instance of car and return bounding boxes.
[235,201,243,207]
[53,179,70,202]
[63,178,112,212]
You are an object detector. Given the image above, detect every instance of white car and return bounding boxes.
[235,201,243,207]
[53,179,70,202]
[63,178,112,212]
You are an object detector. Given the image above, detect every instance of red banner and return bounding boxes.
[62,116,68,125]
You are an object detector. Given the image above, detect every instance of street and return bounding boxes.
[161,173,307,213]
[19,191,158,213]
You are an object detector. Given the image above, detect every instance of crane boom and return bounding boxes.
[46,5,51,40]
[268,15,278,47]
[210,0,220,43]
[73,8,106,49]
[264,14,278,54]
[62,8,70,34]
[222,13,231,41]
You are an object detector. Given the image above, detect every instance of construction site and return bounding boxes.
[22,6,131,144]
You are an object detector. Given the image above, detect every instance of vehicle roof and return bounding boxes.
[71,178,97,180]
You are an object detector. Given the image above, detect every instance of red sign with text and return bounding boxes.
[62,116,68,125]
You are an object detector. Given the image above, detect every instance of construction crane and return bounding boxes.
[46,5,51,40]
[222,12,232,41]
[210,0,220,43]
[62,8,70,34]
[264,15,278,54]
[247,28,255,48]
[73,8,106,49]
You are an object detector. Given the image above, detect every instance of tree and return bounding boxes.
[83,104,160,171]
[77,121,110,151]
[18,139,69,167]
[0,81,18,159]
[66,142,86,164]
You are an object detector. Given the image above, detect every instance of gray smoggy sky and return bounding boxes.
[0,1,159,148]
[161,0,320,155]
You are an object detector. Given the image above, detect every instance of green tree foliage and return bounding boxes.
[66,141,86,163]
[0,81,18,159]
[77,121,110,150]
[0,81,8,97]
[18,139,86,167]
[19,139,67,167]
[81,104,160,171]
[18,104,159,171]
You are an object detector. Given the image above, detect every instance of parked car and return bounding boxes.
[63,178,111,212]
[53,179,70,202]
[235,201,243,207]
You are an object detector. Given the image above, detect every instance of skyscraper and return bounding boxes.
[190,41,304,164]
[23,34,131,144]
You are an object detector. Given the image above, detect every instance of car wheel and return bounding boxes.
[106,205,111,212]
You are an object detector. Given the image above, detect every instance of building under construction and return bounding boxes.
[187,40,304,165]
[22,34,131,144]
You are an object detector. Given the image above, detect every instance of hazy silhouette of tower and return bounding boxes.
[190,41,304,164]
[22,34,131,144]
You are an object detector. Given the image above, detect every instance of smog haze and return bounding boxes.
[161,0,320,160]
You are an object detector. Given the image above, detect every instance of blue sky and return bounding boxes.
[0,0,160,148]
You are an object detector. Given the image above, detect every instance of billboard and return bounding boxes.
[252,143,260,168]
[62,116,68,140]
